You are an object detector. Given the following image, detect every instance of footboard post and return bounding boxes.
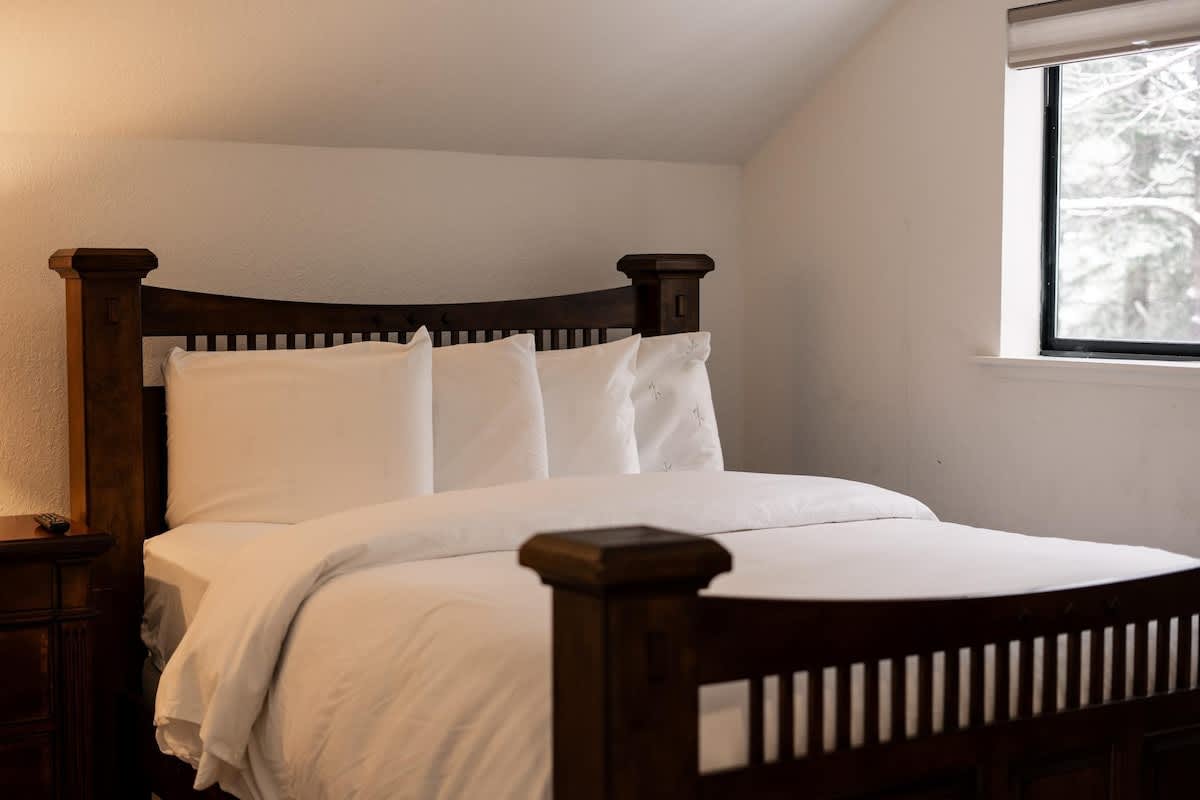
[520,527,731,800]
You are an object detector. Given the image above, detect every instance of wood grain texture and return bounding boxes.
[51,249,154,799]
[141,284,637,337]
[618,253,713,336]
[0,515,110,800]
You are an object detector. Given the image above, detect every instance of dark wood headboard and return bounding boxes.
[48,246,712,696]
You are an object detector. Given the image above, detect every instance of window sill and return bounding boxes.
[973,355,1200,390]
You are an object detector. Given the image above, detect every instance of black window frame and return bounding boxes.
[1041,64,1200,360]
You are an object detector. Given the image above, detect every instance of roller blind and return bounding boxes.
[1008,0,1200,69]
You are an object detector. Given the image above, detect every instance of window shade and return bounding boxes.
[1008,0,1200,69]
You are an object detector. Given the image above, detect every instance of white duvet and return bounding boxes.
[154,472,1195,799]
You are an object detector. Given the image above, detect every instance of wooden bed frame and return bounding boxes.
[50,247,1200,800]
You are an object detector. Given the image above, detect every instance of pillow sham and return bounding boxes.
[164,329,433,526]
[633,332,723,472]
[536,335,641,477]
[433,334,548,491]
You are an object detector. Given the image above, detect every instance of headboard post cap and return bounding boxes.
[49,248,158,279]
[617,253,714,280]
[618,254,711,336]
[519,526,731,592]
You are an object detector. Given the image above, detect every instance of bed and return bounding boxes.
[49,247,1200,799]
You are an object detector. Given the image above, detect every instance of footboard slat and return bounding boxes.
[1135,621,1150,696]
[1088,628,1104,706]
[1018,638,1034,718]
[969,645,985,726]
[809,668,825,756]
[1042,633,1058,715]
[863,660,880,747]
[1114,623,1128,701]
[944,648,961,732]
[889,658,905,743]
[1156,616,1171,694]
[995,641,1011,722]
[835,664,852,750]
[748,676,764,766]
[1178,614,1194,691]
[778,672,794,761]
[916,653,932,738]
[1066,630,1081,710]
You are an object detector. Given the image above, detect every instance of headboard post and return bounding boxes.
[617,254,714,336]
[50,247,158,794]
[51,248,157,575]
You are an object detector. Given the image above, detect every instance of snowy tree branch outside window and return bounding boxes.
[1052,43,1200,348]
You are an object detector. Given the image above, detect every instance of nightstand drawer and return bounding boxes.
[0,627,52,723]
[0,564,54,612]
[0,733,53,800]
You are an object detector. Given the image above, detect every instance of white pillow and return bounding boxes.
[634,332,723,472]
[433,334,548,491]
[536,335,641,477]
[164,329,434,526]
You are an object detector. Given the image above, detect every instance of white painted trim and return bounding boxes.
[974,355,1200,390]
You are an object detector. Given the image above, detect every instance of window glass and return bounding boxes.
[1052,44,1200,350]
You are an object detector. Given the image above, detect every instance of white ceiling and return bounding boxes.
[2,0,894,163]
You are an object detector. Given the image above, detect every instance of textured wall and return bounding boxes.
[0,134,743,515]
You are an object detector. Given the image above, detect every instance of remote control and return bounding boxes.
[34,513,71,534]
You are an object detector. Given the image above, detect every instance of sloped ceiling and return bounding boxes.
[1,0,894,163]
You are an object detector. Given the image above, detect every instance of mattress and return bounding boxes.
[143,522,286,671]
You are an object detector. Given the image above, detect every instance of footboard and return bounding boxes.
[520,528,1200,800]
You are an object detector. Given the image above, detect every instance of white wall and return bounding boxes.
[0,134,743,515]
[741,0,1200,555]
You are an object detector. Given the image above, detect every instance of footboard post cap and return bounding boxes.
[519,526,731,592]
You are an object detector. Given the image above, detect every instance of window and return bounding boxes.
[1043,44,1200,358]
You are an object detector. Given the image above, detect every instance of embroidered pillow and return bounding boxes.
[633,332,723,472]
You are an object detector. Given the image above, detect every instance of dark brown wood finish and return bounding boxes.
[522,528,1200,800]
[50,248,157,798]
[0,516,112,800]
[519,528,731,800]
[140,284,637,339]
[618,253,713,336]
[49,247,712,800]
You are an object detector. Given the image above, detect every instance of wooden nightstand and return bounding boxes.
[0,516,112,799]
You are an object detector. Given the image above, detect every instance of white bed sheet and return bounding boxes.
[148,473,1198,800]
[143,522,286,670]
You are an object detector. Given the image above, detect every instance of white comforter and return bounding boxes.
[154,472,1194,799]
